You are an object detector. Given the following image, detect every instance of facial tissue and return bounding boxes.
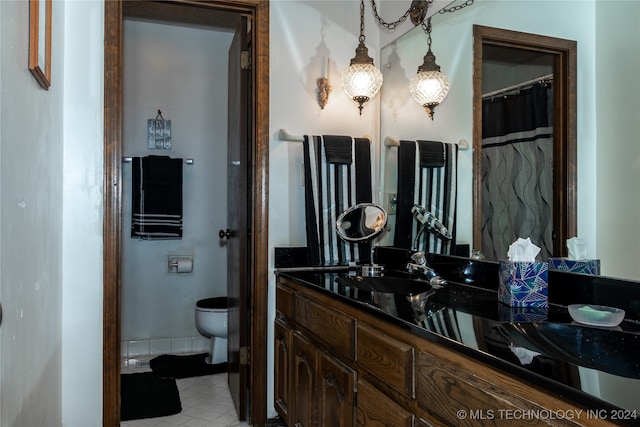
[499,238,549,307]
[548,237,600,275]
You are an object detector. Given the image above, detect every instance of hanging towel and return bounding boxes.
[131,155,183,240]
[394,140,457,254]
[303,135,373,266]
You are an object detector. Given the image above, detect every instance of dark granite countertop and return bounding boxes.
[277,264,640,426]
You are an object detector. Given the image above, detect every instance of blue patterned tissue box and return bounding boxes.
[498,261,549,307]
[548,258,600,275]
[498,304,548,322]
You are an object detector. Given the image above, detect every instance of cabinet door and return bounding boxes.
[274,318,292,424]
[292,332,317,427]
[318,350,356,427]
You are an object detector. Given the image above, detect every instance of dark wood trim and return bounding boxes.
[103,1,122,426]
[103,1,269,426]
[472,25,577,258]
[250,1,270,426]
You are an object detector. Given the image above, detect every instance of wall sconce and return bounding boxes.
[341,0,383,115]
[409,18,449,119]
[317,60,333,109]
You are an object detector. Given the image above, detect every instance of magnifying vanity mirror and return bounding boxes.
[336,203,388,275]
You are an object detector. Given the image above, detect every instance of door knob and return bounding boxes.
[219,229,233,239]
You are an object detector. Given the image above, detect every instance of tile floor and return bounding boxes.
[121,354,249,427]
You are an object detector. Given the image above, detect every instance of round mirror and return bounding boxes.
[336,203,388,243]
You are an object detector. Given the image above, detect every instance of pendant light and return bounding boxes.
[409,17,450,119]
[341,0,383,115]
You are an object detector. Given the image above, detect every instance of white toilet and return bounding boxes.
[195,297,228,364]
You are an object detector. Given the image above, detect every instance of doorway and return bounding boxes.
[103,1,270,426]
[472,25,577,258]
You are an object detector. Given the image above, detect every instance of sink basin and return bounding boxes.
[494,322,640,379]
[335,275,433,296]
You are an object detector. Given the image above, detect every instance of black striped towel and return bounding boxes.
[131,156,183,240]
[394,140,458,254]
[303,135,372,266]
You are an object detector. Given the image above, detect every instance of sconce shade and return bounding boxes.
[341,41,383,114]
[409,49,450,119]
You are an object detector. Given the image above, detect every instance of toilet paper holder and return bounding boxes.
[168,256,193,273]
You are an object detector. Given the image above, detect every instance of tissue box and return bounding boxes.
[498,304,548,322]
[548,258,600,275]
[498,261,549,307]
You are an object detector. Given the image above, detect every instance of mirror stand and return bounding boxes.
[336,203,389,277]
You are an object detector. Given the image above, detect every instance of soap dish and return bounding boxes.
[568,304,625,327]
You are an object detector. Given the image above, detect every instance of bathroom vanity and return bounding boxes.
[273,251,640,427]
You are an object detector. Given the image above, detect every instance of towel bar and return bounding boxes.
[384,136,469,150]
[277,128,372,143]
[122,157,194,164]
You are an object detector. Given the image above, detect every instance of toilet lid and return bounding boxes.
[196,297,228,310]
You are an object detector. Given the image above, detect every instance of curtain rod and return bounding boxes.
[482,73,553,100]
[122,157,194,164]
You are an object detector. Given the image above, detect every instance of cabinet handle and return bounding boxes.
[324,373,344,403]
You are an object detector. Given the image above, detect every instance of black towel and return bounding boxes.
[131,155,183,240]
[394,140,457,254]
[303,135,372,266]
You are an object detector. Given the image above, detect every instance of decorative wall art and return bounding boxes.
[29,0,52,90]
[147,110,172,149]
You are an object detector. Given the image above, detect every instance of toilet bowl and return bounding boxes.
[195,297,228,364]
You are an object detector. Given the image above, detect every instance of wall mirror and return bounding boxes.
[472,25,577,261]
[29,0,52,90]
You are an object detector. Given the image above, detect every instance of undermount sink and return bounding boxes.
[334,275,434,296]
[494,321,640,379]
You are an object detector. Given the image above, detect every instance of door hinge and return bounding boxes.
[240,346,250,365]
[241,50,251,70]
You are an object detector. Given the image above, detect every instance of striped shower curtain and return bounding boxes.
[481,84,553,261]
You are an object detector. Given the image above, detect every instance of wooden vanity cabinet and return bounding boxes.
[274,317,292,424]
[275,276,618,427]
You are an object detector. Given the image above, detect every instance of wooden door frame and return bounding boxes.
[103,1,270,426]
[472,25,577,257]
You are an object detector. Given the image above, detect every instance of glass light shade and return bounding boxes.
[409,70,450,117]
[341,62,383,113]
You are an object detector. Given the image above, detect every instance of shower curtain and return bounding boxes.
[481,83,553,261]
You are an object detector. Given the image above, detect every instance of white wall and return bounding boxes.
[595,1,640,280]
[61,1,105,425]
[121,19,233,353]
[380,1,601,261]
[1,0,64,425]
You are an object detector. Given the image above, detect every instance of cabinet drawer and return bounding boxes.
[357,323,414,398]
[416,351,562,426]
[356,379,413,427]
[276,282,295,320]
[295,294,355,359]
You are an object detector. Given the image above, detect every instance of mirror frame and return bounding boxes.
[28,0,52,90]
[472,25,577,257]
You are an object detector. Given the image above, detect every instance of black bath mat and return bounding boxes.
[120,372,181,421]
[150,352,228,379]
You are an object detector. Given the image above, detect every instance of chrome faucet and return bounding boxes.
[406,252,447,288]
